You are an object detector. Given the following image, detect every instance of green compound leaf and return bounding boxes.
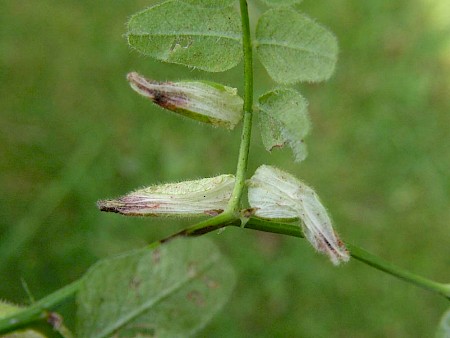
[258,88,310,162]
[255,8,338,84]
[436,308,450,338]
[76,238,236,338]
[127,0,242,72]
[179,0,235,8]
[260,0,303,6]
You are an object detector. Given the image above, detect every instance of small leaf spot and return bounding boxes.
[203,276,220,289]
[187,290,206,307]
[187,262,198,278]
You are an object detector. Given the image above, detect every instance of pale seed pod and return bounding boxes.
[248,165,349,265]
[127,72,243,129]
[98,175,235,217]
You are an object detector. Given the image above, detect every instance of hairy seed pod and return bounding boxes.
[248,165,349,265]
[98,175,235,217]
[127,72,243,129]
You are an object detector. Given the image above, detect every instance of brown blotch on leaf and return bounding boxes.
[268,141,287,151]
[203,276,220,289]
[129,277,142,290]
[187,290,205,307]
[152,248,161,264]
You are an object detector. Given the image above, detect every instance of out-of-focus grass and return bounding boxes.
[1,0,449,337]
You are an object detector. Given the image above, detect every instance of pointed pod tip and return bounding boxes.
[330,247,351,266]
[126,71,145,84]
[313,230,350,265]
[126,72,136,81]
[97,200,122,214]
[126,72,151,92]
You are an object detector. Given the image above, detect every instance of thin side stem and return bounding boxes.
[227,0,254,213]
[347,243,450,300]
[239,219,450,300]
[1,217,447,335]
[0,279,82,334]
[148,216,450,300]
[151,211,236,247]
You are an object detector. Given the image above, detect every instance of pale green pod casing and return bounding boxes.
[98,175,235,217]
[248,165,349,265]
[128,72,243,129]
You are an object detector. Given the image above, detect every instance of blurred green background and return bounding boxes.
[1,0,449,336]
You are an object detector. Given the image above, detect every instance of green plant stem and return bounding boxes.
[240,218,450,300]
[1,1,448,333]
[346,243,450,300]
[0,280,82,334]
[151,216,450,300]
[1,218,447,334]
[153,211,236,246]
[0,2,253,333]
[227,0,254,213]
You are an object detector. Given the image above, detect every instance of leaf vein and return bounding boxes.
[128,32,242,41]
[95,252,221,338]
[257,40,335,60]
